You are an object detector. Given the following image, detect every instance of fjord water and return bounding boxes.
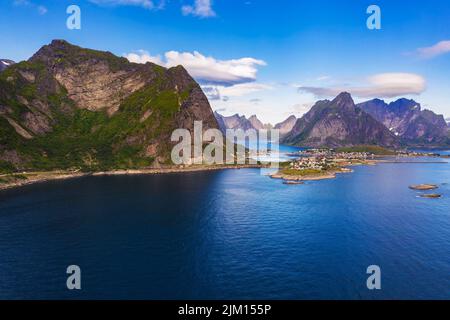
[0,158,450,299]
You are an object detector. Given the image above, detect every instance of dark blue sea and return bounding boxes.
[0,153,449,299]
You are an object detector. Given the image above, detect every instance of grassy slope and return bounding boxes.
[0,60,191,173]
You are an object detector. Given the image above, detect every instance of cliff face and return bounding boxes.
[248,115,265,130]
[274,115,297,136]
[283,92,399,148]
[358,98,449,146]
[0,40,218,173]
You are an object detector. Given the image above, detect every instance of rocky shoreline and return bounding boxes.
[270,147,449,184]
[0,164,263,192]
[270,167,353,182]
[1,155,448,191]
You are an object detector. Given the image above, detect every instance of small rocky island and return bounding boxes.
[271,147,380,182]
[409,184,439,191]
[271,145,450,185]
[408,184,442,199]
[420,194,442,199]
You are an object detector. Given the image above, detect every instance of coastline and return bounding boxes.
[269,158,449,183]
[0,164,263,192]
[1,157,448,192]
[270,167,354,182]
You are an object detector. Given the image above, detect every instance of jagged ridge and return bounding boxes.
[283,92,399,148]
[357,98,449,146]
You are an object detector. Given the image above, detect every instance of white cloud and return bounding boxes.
[125,50,164,65]
[125,50,266,85]
[416,40,450,59]
[202,86,221,100]
[216,83,272,97]
[316,75,331,81]
[37,5,47,14]
[299,73,426,99]
[291,103,313,116]
[164,51,266,85]
[125,48,270,106]
[182,0,215,18]
[202,83,272,100]
[89,0,164,10]
[13,0,47,14]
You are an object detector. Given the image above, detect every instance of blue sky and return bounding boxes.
[1,0,449,123]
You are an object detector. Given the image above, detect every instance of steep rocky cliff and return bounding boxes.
[274,115,297,137]
[0,40,218,173]
[248,115,264,130]
[283,92,399,148]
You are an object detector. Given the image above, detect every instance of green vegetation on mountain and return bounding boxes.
[0,40,218,174]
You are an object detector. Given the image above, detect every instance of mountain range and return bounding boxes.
[0,40,218,173]
[1,40,448,175]
[282,93,400,148]
[214,112,273,134]
[214,112,295,136]
[357,98,449,146]
[216,94,449,148]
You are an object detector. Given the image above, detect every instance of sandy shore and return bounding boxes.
[0,164,262,192]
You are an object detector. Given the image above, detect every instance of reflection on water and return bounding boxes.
[0,157,449,299]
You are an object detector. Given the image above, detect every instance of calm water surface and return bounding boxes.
[0,156,449,299]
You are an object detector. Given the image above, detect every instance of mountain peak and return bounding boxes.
[283,92,398,148]
[30,39,129,72]
[33,39,76,57]
[248,114,265,130]
[214,112,271,132]
[0,40,219,170]
[389,98,421,113]
[371,98,386,104]
[331,92,354,107]
[274,115,297,136]
[49,39,71,47]
[359,97,448,145]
